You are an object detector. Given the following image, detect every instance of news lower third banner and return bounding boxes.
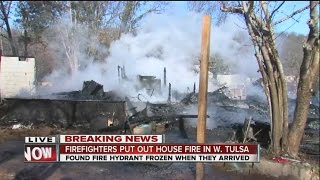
[24,135,260,163]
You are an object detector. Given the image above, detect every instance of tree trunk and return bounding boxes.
[261,43,284,155]
[287,0,319,158]
[241,8,285,155]
[288,45,319,157]
[288,79,312,156]
[265,31,289,152]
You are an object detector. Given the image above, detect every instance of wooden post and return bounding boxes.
[196,15,211,180]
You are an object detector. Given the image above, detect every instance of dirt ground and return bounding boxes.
[0,127,315,180]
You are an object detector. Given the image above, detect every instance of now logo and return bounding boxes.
[24,145,57,162]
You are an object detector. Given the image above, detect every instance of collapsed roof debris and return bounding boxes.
[180,86,230,105]
[147,103,179,117]
[53,80,122,101]
[179,85,269,126]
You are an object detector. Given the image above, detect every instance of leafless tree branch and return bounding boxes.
[261,1,271,23]
[247,1,254,14]
[270,1,285,19]
[0,32,8,40]
[6,1,11,17]
[274,4,313,25]
[220,3,243,14]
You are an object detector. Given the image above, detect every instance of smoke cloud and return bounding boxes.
[39,12,259,102]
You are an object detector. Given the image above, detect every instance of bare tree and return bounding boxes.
[60,24,79,74]
[119,1,135,34]
[218,1,318,157]
[0,1,18,55]
[59,1,170,73]
[118,1,169,37]
[15,1,66,55]
[220,1,287,154]
[70,1,121,31]
[58,1,125,74]
[287,1,319,157]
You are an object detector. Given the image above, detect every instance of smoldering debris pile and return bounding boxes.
[52,80,123,101]
[180,93,197,105]
[180,85,269,126]
[179,82,319,130]
[0,98,126,131]
[0,80,126,131]
[181,86,229,105]
[147,103,181,117]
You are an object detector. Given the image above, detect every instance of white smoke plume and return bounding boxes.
[39,12,259,102]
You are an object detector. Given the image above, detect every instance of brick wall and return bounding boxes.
[0,56,36,98]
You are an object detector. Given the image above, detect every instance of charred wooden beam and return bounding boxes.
[164,67,167,87]
[168,83,171,103]
[175,114,210,118]
[242,117,252,143]
[118,65,121,83]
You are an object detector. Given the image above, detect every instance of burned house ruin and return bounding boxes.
[0,55,318,157]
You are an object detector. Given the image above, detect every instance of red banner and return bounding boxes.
[59,144,257,154]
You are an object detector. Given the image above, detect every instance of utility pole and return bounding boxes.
[196,15,211,180]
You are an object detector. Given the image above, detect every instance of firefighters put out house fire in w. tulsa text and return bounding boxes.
[64,145,250,153]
